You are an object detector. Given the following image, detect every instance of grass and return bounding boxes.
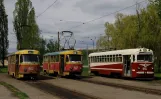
[0,66,8,73]
[155,73,161,79]
[0,81,29,99]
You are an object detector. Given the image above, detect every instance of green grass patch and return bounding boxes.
[155,73,161,78]
[0,66,8,73]
[0,81,29,99]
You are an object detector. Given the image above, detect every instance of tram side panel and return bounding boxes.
[90,63,123,76]
[49,62,60,74]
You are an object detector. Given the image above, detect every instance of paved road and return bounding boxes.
[0,85,18,99]
[42,78,161,99]
[0,74,60,99]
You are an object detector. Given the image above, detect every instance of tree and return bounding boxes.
[13,0,40,50]
[0,0,8,67]
[46,39,59,52]
[38,37,46,65]
[97,1,161,72]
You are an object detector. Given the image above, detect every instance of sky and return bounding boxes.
[4,0,148,53]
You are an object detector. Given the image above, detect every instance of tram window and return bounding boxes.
[119,57,122,62]
[113,55,115,62]
[93,57,94,62]
[20,55,23,63]
[116,55,118,62]
[109,55,112,62]
[98,56,100,62]
[50,56,53,62]
[98,56,99,62]
[100,56,102,62]
[137,54,152,62]
[102,55,104,62]
[133,55,135,62]
[107,55,109,62]
[66,55,69,62]
[95,56,97,62]
[104,55,106,62]
[91,57,93,62]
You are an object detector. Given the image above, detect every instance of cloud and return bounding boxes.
[4,0,148,52]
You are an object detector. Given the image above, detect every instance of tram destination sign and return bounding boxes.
[28,51,33,54]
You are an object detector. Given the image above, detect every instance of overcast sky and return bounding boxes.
[4,0,148,53]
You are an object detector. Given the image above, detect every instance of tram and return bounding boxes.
[7,50,40,79]
[89,48,154,78]
[43,50,83,76]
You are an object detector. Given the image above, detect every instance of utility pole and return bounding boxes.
[90,39,94,52]
[86,44,88,65]
[58,31,60,51]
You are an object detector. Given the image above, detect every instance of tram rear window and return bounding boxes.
[69,55,81,61]
[137,54,152,62]
[20,54,39,62]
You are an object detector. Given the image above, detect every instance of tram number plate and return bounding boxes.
[143,67,147,70]
[74,66,78,69]
[28,67,34,70]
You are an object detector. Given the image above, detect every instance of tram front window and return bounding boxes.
[20,54,39,62]
[69,55,82,62]
[137,54,152,62]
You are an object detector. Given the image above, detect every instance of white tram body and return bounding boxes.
[89,48,154,78]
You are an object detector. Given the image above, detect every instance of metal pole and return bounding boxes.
[93,40,94,50]
[58,31,60,51]
[87,44,89,67]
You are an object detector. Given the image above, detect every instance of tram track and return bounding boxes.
[71,76,161,96]
[35,74,161,97]
[23,76,101,99]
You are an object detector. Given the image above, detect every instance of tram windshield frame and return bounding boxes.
[68,54,82,62]
[20,54,40,63]
[137,54,153,62]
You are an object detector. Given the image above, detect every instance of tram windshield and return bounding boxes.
[20,54,39,62]
[69,55,82,62]
[137,54,152,62]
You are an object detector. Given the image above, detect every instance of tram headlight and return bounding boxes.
[138,67,141,70]
[152,67,154,70]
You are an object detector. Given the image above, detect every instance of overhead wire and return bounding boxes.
[68,0,147,30]
[36,0,58,18]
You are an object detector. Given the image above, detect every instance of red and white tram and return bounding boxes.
[89,48,154,78]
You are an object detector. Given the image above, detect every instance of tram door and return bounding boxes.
[123,55,131,77]
[60,55,65,75]
[15,55,19,77]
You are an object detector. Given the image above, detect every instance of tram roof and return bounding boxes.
[44,50,82,56]
[7,49,40,56]
[89,48,153,57]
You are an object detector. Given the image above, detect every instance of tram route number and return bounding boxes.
[28,67,34,70]
[143,67,147,70]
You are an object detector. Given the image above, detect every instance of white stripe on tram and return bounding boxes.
[91,68,122,71]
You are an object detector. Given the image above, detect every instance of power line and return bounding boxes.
[37,0,58,18]
[68,0,147,30]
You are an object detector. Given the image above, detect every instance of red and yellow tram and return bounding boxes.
[7,50,40,79]
[43,50,83,76]
[89,48,154,79]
